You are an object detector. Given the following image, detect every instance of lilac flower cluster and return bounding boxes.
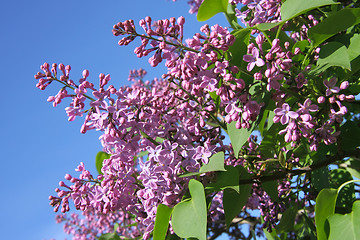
[231,0,282,27]
[113,17,266,130]
[35,55,228,238]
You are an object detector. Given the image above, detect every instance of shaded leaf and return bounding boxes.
[206,165,241,192]
[311,167,330,192]
[229,28,252,71]
[259,123,281,159]
[262,180,279,202]
[154,204,173,240]
[171,179,207,240]
[317,41,351,70]
[340,121,360,151]
[276,205,299,233]
[329,169,355,213]
[223,165,252,228]
[308,8,360,47]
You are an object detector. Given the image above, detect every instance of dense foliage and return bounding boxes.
[35,0,360,239]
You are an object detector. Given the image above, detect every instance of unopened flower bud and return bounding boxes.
[317,96,325,104]
[340,81,349,90]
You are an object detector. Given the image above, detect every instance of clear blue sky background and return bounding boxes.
[0,0,228,239]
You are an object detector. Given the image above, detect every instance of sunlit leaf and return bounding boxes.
[317,42,351,70]
[197,0,228,21]
[179,152,225,178]
[315,188,337,240]
[96,151,111,175]
[154,204,173,240]
[171,179,207,240]
[98,232,121,240]
[199,151,226,173]
[227,121,252,158]
[281,0,337,21]
[327,201,360,240]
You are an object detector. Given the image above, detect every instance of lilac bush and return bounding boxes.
[36,0,360,239]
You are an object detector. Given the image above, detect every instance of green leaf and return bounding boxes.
[281,0,337,21]
[345,158,360,179]
[209,91,220,110]
[292,40,310,61]
[262,180,279,202]
[206,165,240,192]
[223,165,252,228]
[197,0,228,21]
[171,179,207,240]
[327,200,360,240]
[259,123,281,159]
[317,42,351,70]
[199,151,226,173]
[256,21,284,31]
[315,188,338,240]
[347,34,360,61]
[98,233,121,240]
[329,169,355,213]
[179,152,225,178]
[340,121,360,151]
[311,167,330,192]
[96,151,111,175]
[308,8,360,47]
[229,28,251,70]
[154,204,173,240]
[166,234,181,240]
[297,212,317,240]
[227,121,252,158]
[256,0,337,31]
[276,205,299,233]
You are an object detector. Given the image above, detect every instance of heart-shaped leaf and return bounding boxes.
[171,179,207,240]
[227,121,252,158]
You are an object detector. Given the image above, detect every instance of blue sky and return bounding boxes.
[0,0,228,239]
